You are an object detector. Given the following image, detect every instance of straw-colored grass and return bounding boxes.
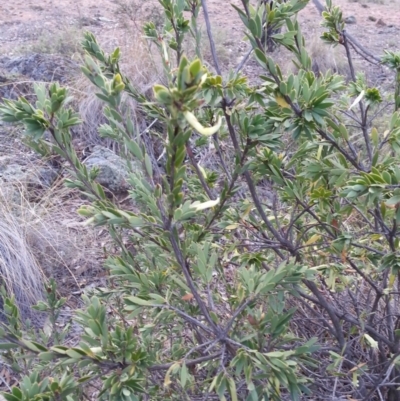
[0,159,105,324]
[0,189,45,323]
[73,36,164,148]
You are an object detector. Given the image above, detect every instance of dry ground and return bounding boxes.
[0,1,398,102]
[0,0,399,61]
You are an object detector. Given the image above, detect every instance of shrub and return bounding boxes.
[1,0,400,400]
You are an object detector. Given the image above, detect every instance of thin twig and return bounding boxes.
[186,142,214,199]
[149,351,222,371]
[201,0,221,75]
[169,232,220,333]
[223,296,255,336]
[168,305,215,334]
[235,47,253,74]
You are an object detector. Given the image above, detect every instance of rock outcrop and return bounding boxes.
[84,146,140,194]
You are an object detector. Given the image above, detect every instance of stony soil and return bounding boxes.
[0,0,399,73]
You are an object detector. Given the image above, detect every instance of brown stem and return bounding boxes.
[200,0,221,76]
[186,143,214,199]
[169,232,220,333]
[149,351,222,371]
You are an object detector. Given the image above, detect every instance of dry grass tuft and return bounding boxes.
[0,162,106,321]
[73,82,109,146]
[72,28,164,146]
[0,190,45,322]
[110,20,165,91]
[74,79,146,147]
[280,33,350,78]
[198,26,234,70]
[16,184,104,297]
[307,36,350,77]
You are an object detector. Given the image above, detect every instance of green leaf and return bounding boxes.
[144,153,153,177]
[39,351,56,361]
[254,49,267,68]
[371,127,379,147]
[149,294,166,304]
[180,363,189,388]
[126,140,143,161]
[189,59,202,77]
[20,340,47,352]
[66,348,86,359]
[386,196,400,206]
[125,296,162,306]
[0,343,18,350]
[2,394,21,401]
[228,377,238,401]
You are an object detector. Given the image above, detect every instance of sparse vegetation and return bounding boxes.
[0,0,400,400]
[115,0,164,30]
[16,25,84,57]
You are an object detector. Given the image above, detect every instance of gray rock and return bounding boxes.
[0,158,58,188]
[345,16,356,24]
[78,16,101,27]
[0,53,78,83]
[97,17,116,23]
[0,70,32,100]
[376,18,386,27]
[0,53,79,100]
[0,144,57,204]
[84,146,139,194]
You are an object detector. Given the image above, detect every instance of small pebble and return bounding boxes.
[345,16,356,24]
[376,18,386,27]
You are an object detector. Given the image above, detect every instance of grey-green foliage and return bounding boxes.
[1,0,400,400]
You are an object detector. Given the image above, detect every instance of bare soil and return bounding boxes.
[0,0,399,66]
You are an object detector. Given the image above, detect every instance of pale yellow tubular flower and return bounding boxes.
[363,333,378,350]
[348,90,365,111]
[200,72,208,86]
[184,111,222,137]
[190,197,220,212]
[161,41,169,64]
